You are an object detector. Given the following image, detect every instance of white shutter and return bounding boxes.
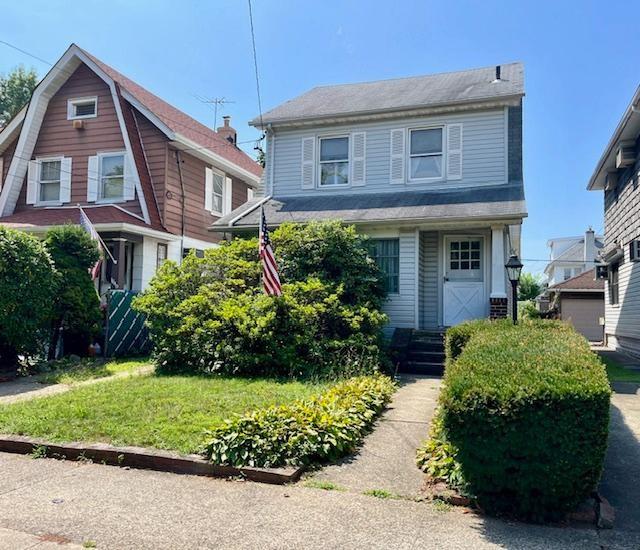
[87,156,99,202]
[26,160,38,204]
[301,137,315,189]
[0,157,4,192]
[204,167,213,212]
[390,129,405,184]
[60,157,72,203]
[224,176,233,214]
[123,153,135,200]
[446,123,463,180]
[351,132,366,186]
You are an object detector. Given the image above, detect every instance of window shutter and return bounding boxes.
[351,132,366,186]
[0,157,4,192]
[87,156,99,202]
[59,157,72,203]
[123,153,135,200]
[224,176,233,214]
[26,160,38,204]
[446,123,463,180]
[301,137,315,189]
[390,129,405,184]
[204,167,213,212]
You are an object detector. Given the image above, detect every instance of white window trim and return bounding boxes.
[407,126,445,183]
[96,151,126,204]
[209,167,225,216]
[67,96,98,120]
[35,156,64,206]
[317,134,350,188]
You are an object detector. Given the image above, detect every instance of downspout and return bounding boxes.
[174,150,186,264]
[267,124,275,196]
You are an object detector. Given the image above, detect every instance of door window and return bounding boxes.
[446,238,483,281]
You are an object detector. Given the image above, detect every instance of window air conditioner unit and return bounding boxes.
[616,141,636,169]
[630,240,640,262]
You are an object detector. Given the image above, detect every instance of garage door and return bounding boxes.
[561,297,604,342]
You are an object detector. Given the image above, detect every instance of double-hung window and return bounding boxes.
[609,262,620,305]
[99,153,125,200]
[319,136,349,186]
[409,128,443,180]
[211,171,224,214]
[38,159,62,202]
[367,238,400,294]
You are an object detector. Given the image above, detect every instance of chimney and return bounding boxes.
[217,115,237,145]
[584,227,596,264]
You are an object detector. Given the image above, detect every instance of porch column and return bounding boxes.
[490,225,508,319]
[114,239,127,290]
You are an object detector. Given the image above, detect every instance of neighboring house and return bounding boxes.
[0,44,261,293]
[213,64,527,330]
[544,228,604,286]
[545,269,605,342]
[587,84,640,356]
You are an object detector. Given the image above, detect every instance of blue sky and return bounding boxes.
[0,0,637,274]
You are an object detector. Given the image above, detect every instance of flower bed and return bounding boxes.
[204,374,396,468]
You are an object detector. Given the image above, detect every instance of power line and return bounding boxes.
[247,0,264,131]
[0,40,51,66]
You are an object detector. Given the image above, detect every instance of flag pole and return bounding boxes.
[77,204,117,264]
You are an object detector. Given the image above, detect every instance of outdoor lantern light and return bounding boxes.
[505,253,523,324]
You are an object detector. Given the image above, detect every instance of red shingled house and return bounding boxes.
[0,44,262,293]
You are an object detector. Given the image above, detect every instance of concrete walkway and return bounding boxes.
[0,365,154,405]
[309,375,440,497]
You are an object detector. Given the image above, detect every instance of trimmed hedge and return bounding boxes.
[438,320,611,521]
[203,374,396,468]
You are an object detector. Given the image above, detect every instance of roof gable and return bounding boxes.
[549,268,604,291]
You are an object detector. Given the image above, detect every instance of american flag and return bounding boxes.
[259,208,282,296]
[79,207,102,280]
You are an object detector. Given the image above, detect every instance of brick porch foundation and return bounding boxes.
[489,297,508,319]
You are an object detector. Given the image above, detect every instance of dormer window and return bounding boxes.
[319,136,349,186]
[67,97,98,120]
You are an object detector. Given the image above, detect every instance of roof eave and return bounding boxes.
[250,94,524,129]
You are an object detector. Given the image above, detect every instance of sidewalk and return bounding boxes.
[309,375,440,497]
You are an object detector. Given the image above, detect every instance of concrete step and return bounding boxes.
[407,350,445,362]
[408,340,445,353]
[400,361,444,376]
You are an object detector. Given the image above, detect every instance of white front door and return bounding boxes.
[443,236,486,326]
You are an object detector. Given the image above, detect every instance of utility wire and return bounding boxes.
[0,39,51,66]
[247,0,264,131]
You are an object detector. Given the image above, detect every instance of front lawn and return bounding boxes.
[0,374,329,454]
[37,357,151,385]
[602,356,640,384]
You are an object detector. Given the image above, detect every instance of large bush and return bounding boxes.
[204,374,396,467]
[45,225,101,358]
[435,320,611,521]
[134,221,388,377]
[0,226,56,372]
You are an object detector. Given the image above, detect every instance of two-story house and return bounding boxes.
[0,44,261,293]
[544,228,604,286]
[588,84,640,356]
[213,64,527,330]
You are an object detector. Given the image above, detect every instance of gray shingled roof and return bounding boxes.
[212,183,527,231]
[251,63,524,127]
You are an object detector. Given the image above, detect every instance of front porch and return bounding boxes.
[366,224,517,330]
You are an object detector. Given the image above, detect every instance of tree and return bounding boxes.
[518,272,544,302]
[0,227,56,373]
[0,66,38,126]
[45,225,101,359]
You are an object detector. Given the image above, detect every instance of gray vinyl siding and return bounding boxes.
[376,230,417,329]
[269,109,508,197]
[603,138,640,355]
[419,231,439,328]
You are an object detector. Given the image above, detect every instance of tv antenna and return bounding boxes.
[195,95,236,129]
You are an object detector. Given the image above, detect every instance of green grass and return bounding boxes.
[602,356,640,383]
[38,357,151,385]
[362,489,402,500]
[0,374,329,454]
[303,479,346,491]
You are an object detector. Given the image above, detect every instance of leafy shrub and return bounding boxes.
[203,374,396,467]
[437,319,611,521]
[134,221,389,377]
[519,300,541,320]
[45,225,101,358]
[0,226,56,372]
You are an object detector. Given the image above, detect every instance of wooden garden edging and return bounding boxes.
[0,434,303,485]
